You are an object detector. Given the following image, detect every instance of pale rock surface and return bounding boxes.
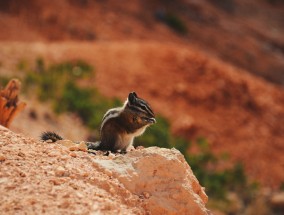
[92,147,209,215]
[0,126,209,214]
[270,192,284,209]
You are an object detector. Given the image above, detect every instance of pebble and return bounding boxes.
[19,171,26,177]
[142,192,151,199]
[59,200,70,208]
[28,198,37,205]
[57,140,75,148]
[0,155,6,161]
[76,191,84,198]
[69,152,77,157]
[17,152,25,157]
[108,153,115,159]
[55,166,66,177]
[48,151,61,157]
[69,146,78,151]
[49,178,66,185]
[170,193,179,200]
[77,142,88,152]
[60,155,69,161]
[0,178,8,184]
[82,172,89,177]
[104,169,113,177]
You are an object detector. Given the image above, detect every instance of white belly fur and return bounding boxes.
[118,125,149,150]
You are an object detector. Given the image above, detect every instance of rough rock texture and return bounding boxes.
[93,147,208,215]
[0,126,209,215]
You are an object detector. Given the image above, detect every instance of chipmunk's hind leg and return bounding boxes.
[41,131,63,142]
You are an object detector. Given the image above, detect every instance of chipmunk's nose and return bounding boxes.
[148,118,156,124]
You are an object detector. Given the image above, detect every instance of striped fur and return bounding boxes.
[100,92,155,132]
[41,92,155,152]
[127,92,154,118]
[100,107,122,131]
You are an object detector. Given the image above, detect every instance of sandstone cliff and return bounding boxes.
[0,126,209,214]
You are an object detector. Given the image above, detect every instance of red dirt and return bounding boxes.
[0,126,146,214]
[0,0,284,188]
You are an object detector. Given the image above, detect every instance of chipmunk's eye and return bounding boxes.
[140,106,147,112]
[141,117,149,122]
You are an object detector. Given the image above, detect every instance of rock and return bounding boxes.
[142,191,151,199]
[48,151,61,157]
[17,152,26,157]
[57,140,88,152]
[69,146,78,151]
[55,166,67,177]
[57,140,75,148]
[59,200,70,209]
[0,155,6,161]
[0,126,209,214]
[69,152,77,157]
[0,178,8,184]
[92,147,209,215]
[19,171,26,177]
[49,178,66,185]
[270,192,284,209]
[77,141,88,152]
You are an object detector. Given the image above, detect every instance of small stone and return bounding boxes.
[82,172,89,177]
[104,169,113,177]
[49,178,66,185]
[77,141,88,152]
[76,191,84,198]
[63,193,70,198]
[59,200,70,208]
[57,140,75,148]
[55,166,66,177]
[6,184,16,190]
[0,178,8,184]
[69,152,77,157]
[48,151,60,157]
[0,155,6,161]
[108,153,115,159]
[60,155,69,161]
[17,152,25,157]
[142,192,151,199]
[69,146,78,151]
[171,193,179,200]
[109,187,115,194]
[28,198,37,205]
[19,171,26,177]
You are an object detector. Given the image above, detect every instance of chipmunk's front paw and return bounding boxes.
[127,145,135,151]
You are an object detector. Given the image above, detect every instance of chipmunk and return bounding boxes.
[41,92,156,152]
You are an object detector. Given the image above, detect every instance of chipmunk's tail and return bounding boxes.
[41,131,101,151]
[41,131,63,142]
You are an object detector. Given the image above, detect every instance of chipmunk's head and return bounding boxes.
[126,92,156,128]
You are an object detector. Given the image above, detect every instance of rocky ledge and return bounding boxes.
[0,126,209,214]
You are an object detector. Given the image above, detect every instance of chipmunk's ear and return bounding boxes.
[128,92,137,104]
